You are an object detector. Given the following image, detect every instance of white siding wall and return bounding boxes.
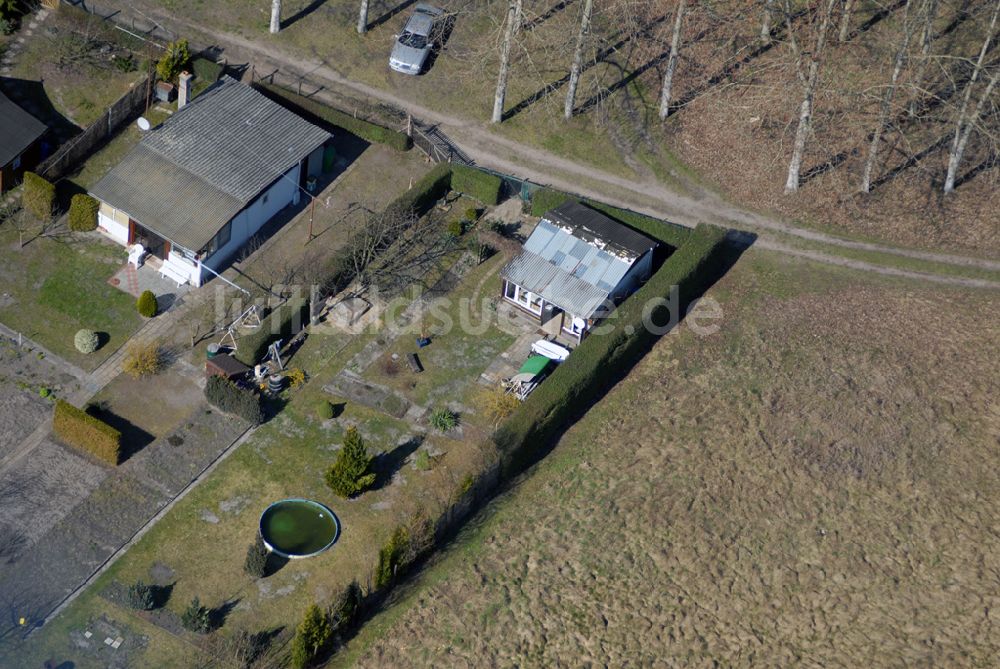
[197,163,302,285]
[96,203,130,245]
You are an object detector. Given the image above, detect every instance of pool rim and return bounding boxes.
[258,498,341,559]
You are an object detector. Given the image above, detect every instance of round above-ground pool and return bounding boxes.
[259,499,340,559]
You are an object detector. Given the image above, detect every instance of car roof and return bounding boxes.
[404,11,435,36]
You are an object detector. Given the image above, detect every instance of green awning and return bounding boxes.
[518,355,552,377]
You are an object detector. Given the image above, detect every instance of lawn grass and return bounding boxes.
[0,224,142,371]
[15,240,504,667]
[363,251,515,415]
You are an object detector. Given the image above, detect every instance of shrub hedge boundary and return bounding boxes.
[205,375,264,424]
[492,223,729,473]
[254,83,412,151]
[235,297,310,366]
[53,400,122,465]
[530,186,692,249]
[450,164,502,205]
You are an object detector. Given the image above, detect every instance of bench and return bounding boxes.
[159,261,189,287]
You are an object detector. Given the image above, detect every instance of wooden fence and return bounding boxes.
[36,74,152,182]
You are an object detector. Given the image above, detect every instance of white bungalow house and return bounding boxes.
[90,76,330,286]
[501,201,658,342]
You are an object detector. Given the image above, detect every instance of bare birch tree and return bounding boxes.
[358,0,370,34]
[762,0,776,43]
[944,0,1000,192]
[907,0,939,116]
[861,0,915,193]
[839,0,856,42]
[658,0,688,120]
[783,0,838,193]
[270,0,281,34]
[564,0,594,119]
[492,0,524,123]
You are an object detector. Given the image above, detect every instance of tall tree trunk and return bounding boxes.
[357,0,370,34]
[658,0,688,120]
[861,0,915,193]
[784,0,838,193]
[908,0,939,116]
[839,0,855,42]
[944,0,1000,192]
[761,0,776,43]
[270,0,282,34]
[564,0,594,119]
[492,0,523,123]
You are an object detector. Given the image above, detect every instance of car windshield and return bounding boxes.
[398,31,428,49]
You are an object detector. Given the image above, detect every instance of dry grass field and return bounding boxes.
[343,250,1000,667]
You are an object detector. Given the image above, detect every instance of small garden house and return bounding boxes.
[90,76,330,286]
[501,201,658,342]
[0,90,47,193]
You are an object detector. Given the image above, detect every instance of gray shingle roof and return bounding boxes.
[0,91,47,167]
[90,76,330,251]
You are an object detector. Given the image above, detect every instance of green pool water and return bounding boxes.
[259,499,340,558]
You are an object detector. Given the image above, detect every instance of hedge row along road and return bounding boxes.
[96,4,1000,290]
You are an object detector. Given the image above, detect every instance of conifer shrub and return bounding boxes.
[290,603,332,669]
[324,426,375,498]
[136,290,158,318]
[68,194,99,232]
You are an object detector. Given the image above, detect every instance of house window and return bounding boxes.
[203,221,232,256]
[11,155,21,170]
[504,280,517,300]
[515,287,543,315]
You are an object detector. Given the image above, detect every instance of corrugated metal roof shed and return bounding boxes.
[503,204,657,319]
[91,76,330,251]
[0,91,47,166]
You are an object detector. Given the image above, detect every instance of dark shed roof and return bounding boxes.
[0,91,47,166]
[543,201,656,260]
[90,76,330,251]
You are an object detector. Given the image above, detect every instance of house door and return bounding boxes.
[130,221,170,260]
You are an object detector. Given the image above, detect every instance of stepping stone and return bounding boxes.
[28,21,37,29]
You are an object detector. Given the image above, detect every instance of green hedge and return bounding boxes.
[529,187,573,217]
[492,223,728,473]
[530,187,691,249]
[22,172,56,220]
[450,165,502,205]
[384,162,452,220]
[255,83,412,151]
[53,400,122,465]
[234,297,309,366]
[191,56,223,84]
[205,375,264,424]
[68,194,99,232]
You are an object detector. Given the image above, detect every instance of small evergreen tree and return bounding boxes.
[324,427,376,498]
[181,597,212,633]
[290,603,332,669]
[136,290,158,317]
[157,39,191,83]
[244,534,269,578]
[126,580,155,610]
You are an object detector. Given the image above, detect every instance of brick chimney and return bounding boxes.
[178,71,193,109]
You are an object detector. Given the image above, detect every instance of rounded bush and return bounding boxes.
[317,400,335,420]
[136,290,158,318]
[74,329,100,354]
[447,219,464,238]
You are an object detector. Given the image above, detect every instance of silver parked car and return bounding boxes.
[389,3,445,75]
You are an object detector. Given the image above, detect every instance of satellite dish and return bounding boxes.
[136,117,151,131]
